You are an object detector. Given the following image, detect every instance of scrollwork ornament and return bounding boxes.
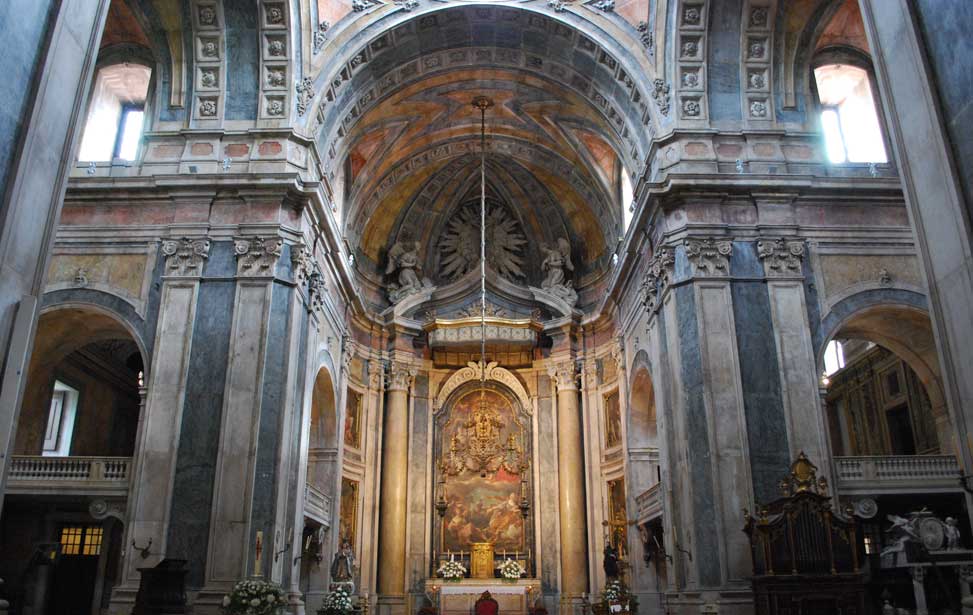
[685,238,733,277]
[296,77,314,117]
[162,237,211,276]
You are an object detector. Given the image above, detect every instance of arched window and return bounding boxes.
[812,53,888,164]
[77,62,152,162]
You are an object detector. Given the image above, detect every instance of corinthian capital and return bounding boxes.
[684,237,732,277]
[547,360,579,392]
[387,361,417,392]
[234,236,283,277]
[161,237,210,277]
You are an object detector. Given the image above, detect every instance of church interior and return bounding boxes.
[1,1,972,614]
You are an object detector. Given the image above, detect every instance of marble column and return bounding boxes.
[377,362,414,604]
[549,360,588,605]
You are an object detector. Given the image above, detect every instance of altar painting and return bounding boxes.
[440,387,528,552]
[344,391,361,449]
[339,478,358,544]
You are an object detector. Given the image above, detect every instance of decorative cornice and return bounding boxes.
[685,237,732,277]
[161,237,210,277]
[234,236,283,277]
[756,237,804,277]
[547,360,579,392]
[435,361,532,413]
[387,361,417,392]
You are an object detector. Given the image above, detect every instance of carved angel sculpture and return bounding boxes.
[386,240,429,303]
[540,238,578,306]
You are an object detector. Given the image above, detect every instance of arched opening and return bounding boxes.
[2,304,145,615]
[818,302,964,580]
[627,364,665,592]
[301,367,340,607]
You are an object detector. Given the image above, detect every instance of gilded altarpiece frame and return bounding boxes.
[433,382,534,574]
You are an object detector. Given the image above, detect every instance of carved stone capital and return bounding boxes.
[582,359,598,389]
[387,361,416,392]
[685,238,732,277]
[548,360,579,392]
[161,237,210,277]
[368,360,385,389]
[234,236,283,277]
[640,246,675,313]
[290,242,313,283]
[756,238,805,277]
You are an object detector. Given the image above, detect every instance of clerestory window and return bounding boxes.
[813,62,888,164]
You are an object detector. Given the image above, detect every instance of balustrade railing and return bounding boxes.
[635,482,663,522]
[304,483,333,526]
[7,455,132,494]
[834,455,961,493]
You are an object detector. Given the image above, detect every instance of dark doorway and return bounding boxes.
[48,525,103,615]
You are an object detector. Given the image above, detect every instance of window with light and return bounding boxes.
[78,63,152,162]
[813,63,888,164]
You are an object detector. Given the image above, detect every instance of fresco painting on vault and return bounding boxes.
[441,388,527,552]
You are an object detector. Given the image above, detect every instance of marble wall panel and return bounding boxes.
[536,376,559,596]
[251,282,293,577]
[407,374,430,592]
[167,279,235,587]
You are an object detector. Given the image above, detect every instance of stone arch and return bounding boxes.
[818,290,952,454]
[309,364,338,451]
[434,361,531,414]
[628,362,658,449]
[16,303,148,457]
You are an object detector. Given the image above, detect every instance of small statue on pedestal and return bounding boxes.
[330,538,356,593]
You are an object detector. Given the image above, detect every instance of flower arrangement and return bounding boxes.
[221,579,288,615]
[319,585,354,615]
[437,558,467,580]
[498,558,526,580]
[600,580,634,613]
[602,580,623,603]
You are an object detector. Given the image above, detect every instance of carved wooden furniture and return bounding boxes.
[744,453,867,615]
[474,591,500,615]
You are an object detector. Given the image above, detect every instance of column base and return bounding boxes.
[376,593,407,615]
[558,592,587,615]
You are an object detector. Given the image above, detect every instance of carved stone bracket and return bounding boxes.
[547,360,579,392]
[640,246,675,313]
[387,361,417,392]
[685,238,732,277]
[756,238,805,277]
[611,337,625,374]
[89,499,126,522]
[291,242,327,313]
[234,236,283,277]
[435,361,532,413]
[162,237,211,277]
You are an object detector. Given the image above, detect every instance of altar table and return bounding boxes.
[425,578,539,615]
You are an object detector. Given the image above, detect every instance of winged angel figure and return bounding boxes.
[386,241,431,304]
[540,237,578,307]
[438,203,526,281]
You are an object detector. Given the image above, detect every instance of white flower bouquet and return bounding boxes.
[319,585,354,615]
[221,579,288,615]
[498,558,525,580]
[437,558,467,580]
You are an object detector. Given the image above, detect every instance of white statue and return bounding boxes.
[386,241,431,303]
[945,516,961,550]
[541,237,577,306]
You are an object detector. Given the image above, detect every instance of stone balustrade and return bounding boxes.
[834,455,962,495]
[6,455,132,496]
[635,482,663,523]
[304,483,333,527]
